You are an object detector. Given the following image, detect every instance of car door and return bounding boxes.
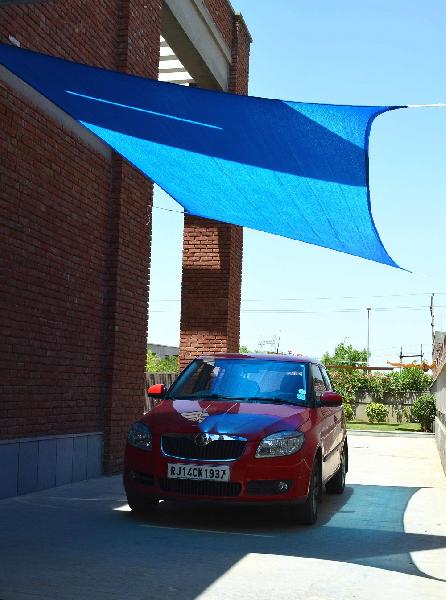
[310,364,338,482]
[320,364,345,454]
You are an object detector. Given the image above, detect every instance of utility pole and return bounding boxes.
[367,307,371,367]
[399,347,424,364]
[430,293,435,344]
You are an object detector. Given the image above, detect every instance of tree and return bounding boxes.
[411,394,436,432]
[323,342,433,421]
[322,342,367,366]
[397,366,432,392]
[322,343,368,406]
[146,352,179,373]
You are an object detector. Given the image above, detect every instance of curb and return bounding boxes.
[347,429,434,438]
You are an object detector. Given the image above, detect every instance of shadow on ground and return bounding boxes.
[0,477,445,600]
[125,483,446,579]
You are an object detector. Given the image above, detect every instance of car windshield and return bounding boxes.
[169,358,309,406]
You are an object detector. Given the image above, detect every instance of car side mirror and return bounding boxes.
[147,383,165,398]
[320,391,343,406]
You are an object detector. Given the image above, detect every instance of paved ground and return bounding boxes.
[0,433,445,600]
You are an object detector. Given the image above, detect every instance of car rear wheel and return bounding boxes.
[326,444,347,494]
[126,491,159,513]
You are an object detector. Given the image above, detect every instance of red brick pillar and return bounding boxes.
[179,13,251,370]
[102,0,161,472]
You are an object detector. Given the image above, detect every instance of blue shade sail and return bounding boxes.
[0,43,404,267]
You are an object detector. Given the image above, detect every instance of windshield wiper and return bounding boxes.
[172,394,305,405]
[174,394,248,401]
[244,397,305,406]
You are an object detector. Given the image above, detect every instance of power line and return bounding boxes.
[150,292,446,303]
[149,305,446,315]
[152,204,185,214]
[242,292,446,302]
[242,306,446,314]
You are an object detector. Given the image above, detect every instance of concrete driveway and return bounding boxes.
[0,433,445,600]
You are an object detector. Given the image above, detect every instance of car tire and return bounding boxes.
[290,456,321,525]
[126,491,159,513]
[325,444,347,494]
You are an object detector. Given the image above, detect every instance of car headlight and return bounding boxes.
[127,422,152,451]
[255,431,304,458]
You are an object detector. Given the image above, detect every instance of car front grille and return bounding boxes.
[159,478,241,497]
[161,435,246,461]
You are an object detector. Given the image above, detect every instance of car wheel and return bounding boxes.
[126,491,159,513]
[290,456,321,525]
[325,444,347,494]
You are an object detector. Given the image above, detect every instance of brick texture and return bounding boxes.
[179,8,251,370]
[0,1,161,473]
[203,0,234,48]
[0,82,112,439]
[0,0,250,473]
[179,217,243,367]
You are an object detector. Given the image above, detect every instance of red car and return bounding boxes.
[124,354,348,524]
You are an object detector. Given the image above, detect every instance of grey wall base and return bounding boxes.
[435,418,446,476]
[0,432,103,499]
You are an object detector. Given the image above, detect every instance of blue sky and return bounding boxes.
[148,0,446,364]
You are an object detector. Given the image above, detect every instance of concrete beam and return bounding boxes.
[0,65,111,159]
[162,0,232,91]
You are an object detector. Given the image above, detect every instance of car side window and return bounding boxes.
[311,364,327,403]
[320,365,332,391]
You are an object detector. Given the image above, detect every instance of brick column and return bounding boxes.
[179,12,251,370]
[102,0,161,472]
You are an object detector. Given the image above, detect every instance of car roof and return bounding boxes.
[197,353,317,364]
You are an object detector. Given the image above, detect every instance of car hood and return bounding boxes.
[141,399,310,439]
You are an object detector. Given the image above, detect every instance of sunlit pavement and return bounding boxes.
[0,434,445,600]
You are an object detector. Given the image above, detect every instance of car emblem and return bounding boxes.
[182,411,209,424]
[194,433,212,446]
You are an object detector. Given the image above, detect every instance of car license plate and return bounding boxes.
[167,463,230,482]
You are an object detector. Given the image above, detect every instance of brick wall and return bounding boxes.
[0,82,112,439]
[104,0,161,471]
[1,0,251,476]
[0,0,161,473]
[0,0,119,68]
[230,13,251,95]
[203,0,234,48]
[179,8,251,369]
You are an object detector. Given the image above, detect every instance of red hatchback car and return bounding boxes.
[124,354,348,524]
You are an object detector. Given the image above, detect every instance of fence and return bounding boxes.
[353,391,423,422]
[145,372,178,412]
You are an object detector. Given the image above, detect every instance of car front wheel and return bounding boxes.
[289,456,321,525]
[126,491,159,513]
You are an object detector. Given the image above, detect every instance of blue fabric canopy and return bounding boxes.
[0,43,404,267]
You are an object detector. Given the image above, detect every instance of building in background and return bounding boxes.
[0,0,250,499]
[147,343,179,358]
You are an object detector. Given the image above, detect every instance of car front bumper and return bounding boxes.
[124,441,312,504]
